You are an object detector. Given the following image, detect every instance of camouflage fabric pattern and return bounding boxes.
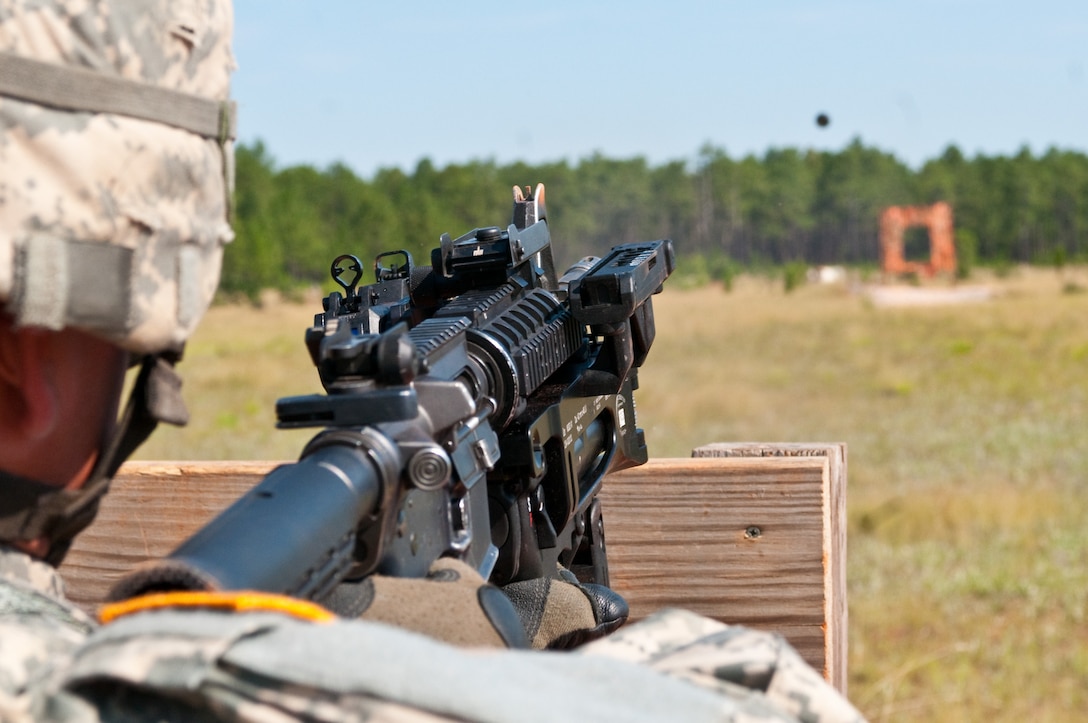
[0,545,92,722]
[0,0,235,354]
[581,608,868,722]
[54,606,786,722]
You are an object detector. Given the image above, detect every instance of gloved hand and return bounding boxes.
[321,558,530,649]
[502,567,629,650]
[321,558,627,651]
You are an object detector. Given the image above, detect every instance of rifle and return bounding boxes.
[111,184,674,605]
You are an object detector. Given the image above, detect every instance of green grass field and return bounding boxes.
[135,267,1088,721]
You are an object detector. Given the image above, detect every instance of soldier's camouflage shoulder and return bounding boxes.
[46,606,861,723]
[59,607,730,722]
[581,609,868,723]
[0,546,93,722]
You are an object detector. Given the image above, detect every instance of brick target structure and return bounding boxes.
[879,202,957,278]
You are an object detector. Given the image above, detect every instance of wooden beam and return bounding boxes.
[60,450,847,692]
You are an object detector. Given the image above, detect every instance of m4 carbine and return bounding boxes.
[112,184,674,606]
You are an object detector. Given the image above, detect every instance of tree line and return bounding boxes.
[222,139,1088,297]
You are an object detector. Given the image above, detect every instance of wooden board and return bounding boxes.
[61,450,847,692]
[692,442,845,693]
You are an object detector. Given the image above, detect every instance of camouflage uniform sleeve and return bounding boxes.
[578,608,869,722]
[51,607,799,722]
[0,547,95,722]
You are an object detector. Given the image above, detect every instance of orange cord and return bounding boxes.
[99,590,336,624]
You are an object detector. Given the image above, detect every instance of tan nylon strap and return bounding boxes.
[0,52,236,141]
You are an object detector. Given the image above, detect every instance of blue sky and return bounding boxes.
[232,1,1086,178]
